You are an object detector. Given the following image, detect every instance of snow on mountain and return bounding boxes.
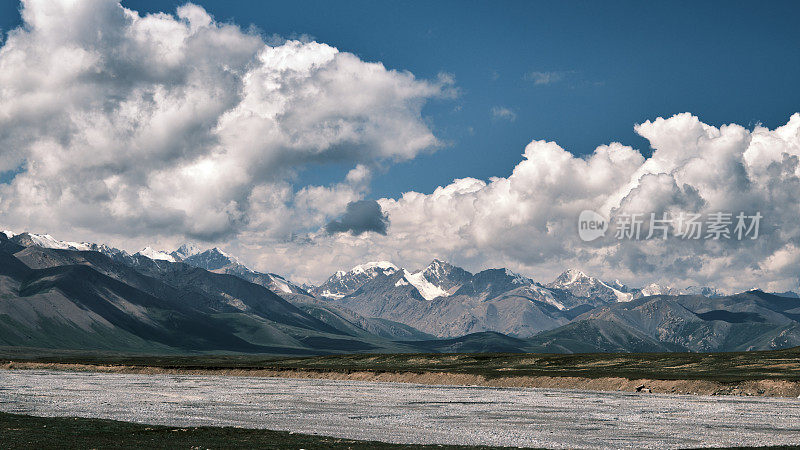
[608,286,634,302]
[182,247,239,270]
[331,264,574,338]
[399,259,475,299]
[549,273,724,303]
[314,261,399,299]
[179,248,308,296]
[324,259,472,301]
[420,259,472,291]
[636,283,682,297]
[6,232,139,266]
[2,229,729,306]
[504,268,534,286]
[10,232,93,251]
[267,273,295,294]
[171,243,202,261]
[552,268,586,287]
[401,269,449,300]
[135,246,177,262]
[548,268,633,303]
[631,283,723,299]
[682,285,724,298]
[526,284,567,310]
[349,261,398,275]
[610,279,627,291]
[94,244,132,260]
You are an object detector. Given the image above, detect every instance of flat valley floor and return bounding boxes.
[1,369,800,448]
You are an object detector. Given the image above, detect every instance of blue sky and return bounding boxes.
[2,0,798,198]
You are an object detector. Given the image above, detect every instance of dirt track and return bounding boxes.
[4,361,800,398]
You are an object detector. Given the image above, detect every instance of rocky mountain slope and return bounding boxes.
[312,261,398,299]
[4,230,799,354]
[529,291,800,352]
[179,248,311,297]
[546,268,633,303]
[6,233,437,344]
[0,234,421,354]
[330,264,595,338]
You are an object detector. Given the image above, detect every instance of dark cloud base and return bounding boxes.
[325,200,388,236]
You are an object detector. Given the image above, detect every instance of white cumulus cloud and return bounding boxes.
[268,114,800,293]
[0,0,450,242]
[1,1,798,294]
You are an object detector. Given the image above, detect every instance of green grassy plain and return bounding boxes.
[3,345,800,383]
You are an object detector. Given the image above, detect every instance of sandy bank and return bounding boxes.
[3,361,799,398]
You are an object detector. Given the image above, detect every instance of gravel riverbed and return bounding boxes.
[1,369,799,448]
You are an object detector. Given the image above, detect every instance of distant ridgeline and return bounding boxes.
[1,230,799,354]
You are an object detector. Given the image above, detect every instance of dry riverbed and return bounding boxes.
[3,368,800,448]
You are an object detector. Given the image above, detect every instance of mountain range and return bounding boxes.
[1,230,798,355]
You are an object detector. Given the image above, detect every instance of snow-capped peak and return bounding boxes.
[421,259,452,279]
[315,260,399,299]
[11,232,93,251]
[425,258,449,270]
[401,269,449,301]
[639,282,668,297]
[504,268,534,285]
[634,283,721,298]
[414,259,474,296]
[549,268,591,288]
[562,268,587,285]
[683,285,724,297]
[180,247,242,271]
[136,246,177,262]
[349,261,398,275]
[548,268,633,303]
[209,247,236,260]
[171,242,203,260]
[2,230,15,239]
